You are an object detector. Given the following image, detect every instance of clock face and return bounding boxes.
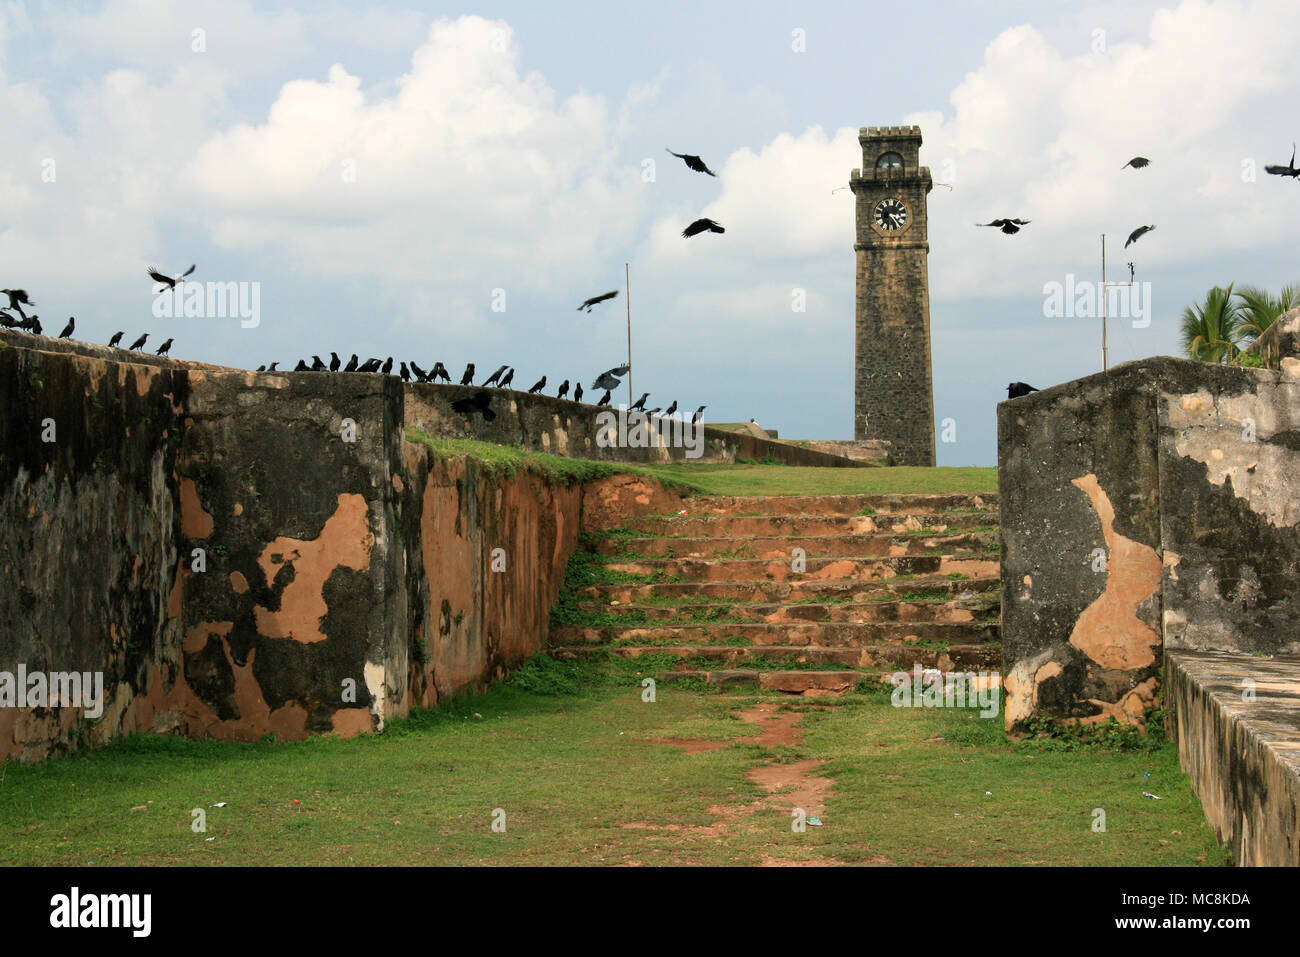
[873,198,909,233]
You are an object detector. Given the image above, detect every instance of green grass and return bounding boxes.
[0,659,1227,866]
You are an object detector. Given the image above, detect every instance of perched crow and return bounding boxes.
[664,400,678,417]
[1264,143,1300,179]
[596,390,612,406]
[646,408,661,417]
[294,359,309,371]
[432,361,450,383]
[1121,157,1151,170]
[256,365,266,372]
[1124,225,1155,248]
[28,317,42,335]
[344,354,359,372]
[267,362,279,371]
[574,382,583,403]
[1007,382,1039,399]
[108,331,124,348]
[682,218,724,238]
[311,355,326,371]
[460,363,476,385]
[128,333,148,351]
[147,264,196,290]
[666,148,718,176]
[556,379,570,400]
[0,309,20,328]
[451,390,496,421]
[410,361,428,382]
[499,368,515,390]
[630,392,649,411]
[330,352,341,372]
[358,358,381,373]
[382,357,393,376]
[155,338,174,356]
[2,289,34,312]
[692,405,706,424]
[481,364,509,387]
[400,362,410,382]
[528,376,547,394]
[58,317,74,339]
[577,290,618,312]
[977,218,1031,235]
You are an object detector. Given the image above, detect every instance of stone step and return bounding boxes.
[574,595,999,624]
[589,530,995,559]
[552,643,1001,671]
[676,492,997,518]
[608,511,995,538]
[582,574,1000,605]
[549,620,1000,648]
[601,554,1000,582]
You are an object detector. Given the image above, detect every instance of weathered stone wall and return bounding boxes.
[999,356,1300,732]
[802,439,892,463]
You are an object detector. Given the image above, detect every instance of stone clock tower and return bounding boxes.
[850,125,935,467]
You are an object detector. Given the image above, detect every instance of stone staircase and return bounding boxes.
[548,492,1002,694]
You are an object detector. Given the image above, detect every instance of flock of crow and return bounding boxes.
[1003,143,1300,401]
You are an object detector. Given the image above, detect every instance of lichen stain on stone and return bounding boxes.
[180,478,214,539]
[254,493,374,643]
[1067,474,1161,670]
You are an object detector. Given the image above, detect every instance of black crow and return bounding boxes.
[330,352,341,372]
[664,400,678,417]
[556,379,570,399]
[597,390,612,406]
[311,355,326,371]
[344,354,359,372]
[574,382,583,403]
[294,359,309,371]
[400,362,410,382]
[1007,382,1039,399]
[58,317,74,339]
[528,376,546,394]
[577,290,618,312]
[1121,157,1151,170]
[410,361,428,382]
[432,362,450,383]
[692,405,706,424]
[256,365,266,372]
[382,357,393,375]
[1264,143,1300,179]
[592,371,621,391]
[156,338,174,356]
[1124,225,1155,248]
[2,289,33,312]
[128,333,148,351]
[267,362,279,371]
[682,218,724,238]
[499,368,515,389]
[28,317,41,335]
[451,390,496,421]
[0,309,18,328]
[460,363,475,385]
[646,408,661,417]
[358,358,381,373]
[108,331,124,347]
[977,218,1031,234]
[147,264,196,290]
[666,148,718,176]
[630,392,649,411]
[481,364,509,387]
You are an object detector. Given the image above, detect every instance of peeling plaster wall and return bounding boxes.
[999,356,1300,732]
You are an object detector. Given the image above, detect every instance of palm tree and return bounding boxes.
[1180,284,1243,363]
[1235,282,1300,347]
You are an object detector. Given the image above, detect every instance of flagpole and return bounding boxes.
[625,262,633,407]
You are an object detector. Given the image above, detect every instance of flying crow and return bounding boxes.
[597,390,612,407]
[481,364,509,387]
[692,405,706,424]
[330,352,341,372]
[666,148,718,176]
[528,376,547,394]
[108,330,124,348]
[58,317,74,339]
[977,218,1031,235]
[556,379,570,400]
[1124,225,1155,248]
[683,218,725,238]
[451,390,496,421]
[578,290,619,312]
[2,289,34,312]
[1265,143,1300,179]
[1121,157,1151,170]
[147,264,196,290]
[344,354,359,372]
[592,371,622,391]
[1007,382,1039,399]
[460,363,476,385]
[128,333,148,351]
[0,309,21,328]
[499,368,515,390]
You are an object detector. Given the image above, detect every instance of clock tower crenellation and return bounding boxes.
[849,125,936,466]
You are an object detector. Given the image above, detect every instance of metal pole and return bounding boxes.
[1101,234,1109,372]
[625,262,632,407]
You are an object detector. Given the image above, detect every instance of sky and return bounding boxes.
[2,0,1298,466]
